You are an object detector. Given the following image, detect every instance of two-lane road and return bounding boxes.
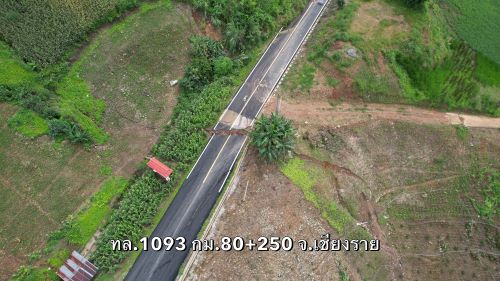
[125,1,329,280]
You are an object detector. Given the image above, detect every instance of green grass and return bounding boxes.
[454,125,469,140]
[354,68,390,102]
[442,0,500,65]
[474,52,500,87]
[297,64,316,91]
[7,109,48,138]
[0,42,38,87]
[12,266,58,281]
[64,177,128,246]
[57,62,108,143]
[327,76,339,87]
[280,158,363,236]
[47,248,70,268]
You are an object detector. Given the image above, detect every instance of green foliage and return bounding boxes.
[454,125,468,140]
[250,113,296,162]
[327,76,340,87]
[0,84,59,119]
[474,53,500,87]
[298,65,316,91]
[443,0,500,65]
[214,56,234,77]
[354,69,390,101]
[99,164,113,176]
[189,0,307,52]
[57,61,108,143]
[280,158,317,191]
[339,268,351,281]
[0,0,140,66]
[65,177,128,245]
[470,168,499,219]
[90,174,173,271]
[387,1,500,115]
[337,0,346,9]
[0,42,38,86]
[155,80,233,163]
[47,119,92,144]
[306,1,359,66]
[180,57,214,92]
[7,109,48,138]
[47,249,70,268]
[180,36,231,92]
[404,0,427,8]
[280,158,361,236]
[11,266,58,281]
[189,35,225,59]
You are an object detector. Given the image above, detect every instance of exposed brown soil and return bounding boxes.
[187,151,361,281]
[191,9,223,41]
[266,97,500,129]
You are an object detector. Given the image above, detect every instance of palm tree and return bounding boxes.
[250,113,296,162]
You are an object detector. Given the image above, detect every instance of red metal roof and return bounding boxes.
[147,157,173,179]
[57,251,98,281]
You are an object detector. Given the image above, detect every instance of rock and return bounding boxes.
[169,80,179,86]
[346,48,358,58]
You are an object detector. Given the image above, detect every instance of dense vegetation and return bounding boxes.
[251,113,296,162]
[0,37,104,143]
[185,0,307,52]
[443,0,500,65]
[90,174,172,270]
[0,0,141,67]
[388,1,500,115]
[91,0,309,268]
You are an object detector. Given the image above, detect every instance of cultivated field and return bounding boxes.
[0,2,196,279]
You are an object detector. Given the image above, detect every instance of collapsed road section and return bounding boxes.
[125,1,330,280]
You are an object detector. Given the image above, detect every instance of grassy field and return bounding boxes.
[1,1,196,279]
[442,0,500,65]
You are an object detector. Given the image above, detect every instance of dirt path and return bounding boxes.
[265,97,500,129]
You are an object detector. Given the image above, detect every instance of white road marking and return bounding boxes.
[215,27,284,129]
[202,2,316,184]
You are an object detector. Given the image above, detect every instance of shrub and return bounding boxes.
[250,113,296,162]
[48,119,91,144]
[180,57,214,92]
[214,56,234,77]
[189,35,225,59]
[47,249,70,268]
[90,174,172,270]
[48,119,72,139]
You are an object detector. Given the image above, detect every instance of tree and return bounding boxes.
[337,0,345,9]
[250,113,296,162]
[405,0,427,8]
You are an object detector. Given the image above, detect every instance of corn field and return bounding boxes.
[0,0,138,66]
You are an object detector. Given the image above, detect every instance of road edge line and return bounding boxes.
[177,142,250,281]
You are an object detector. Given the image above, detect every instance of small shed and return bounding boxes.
[147,157,173,181]
[57,251,98,281]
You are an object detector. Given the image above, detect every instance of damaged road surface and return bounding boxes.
[125,1,330,281]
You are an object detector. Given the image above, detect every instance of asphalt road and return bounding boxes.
[125,1,329,280]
